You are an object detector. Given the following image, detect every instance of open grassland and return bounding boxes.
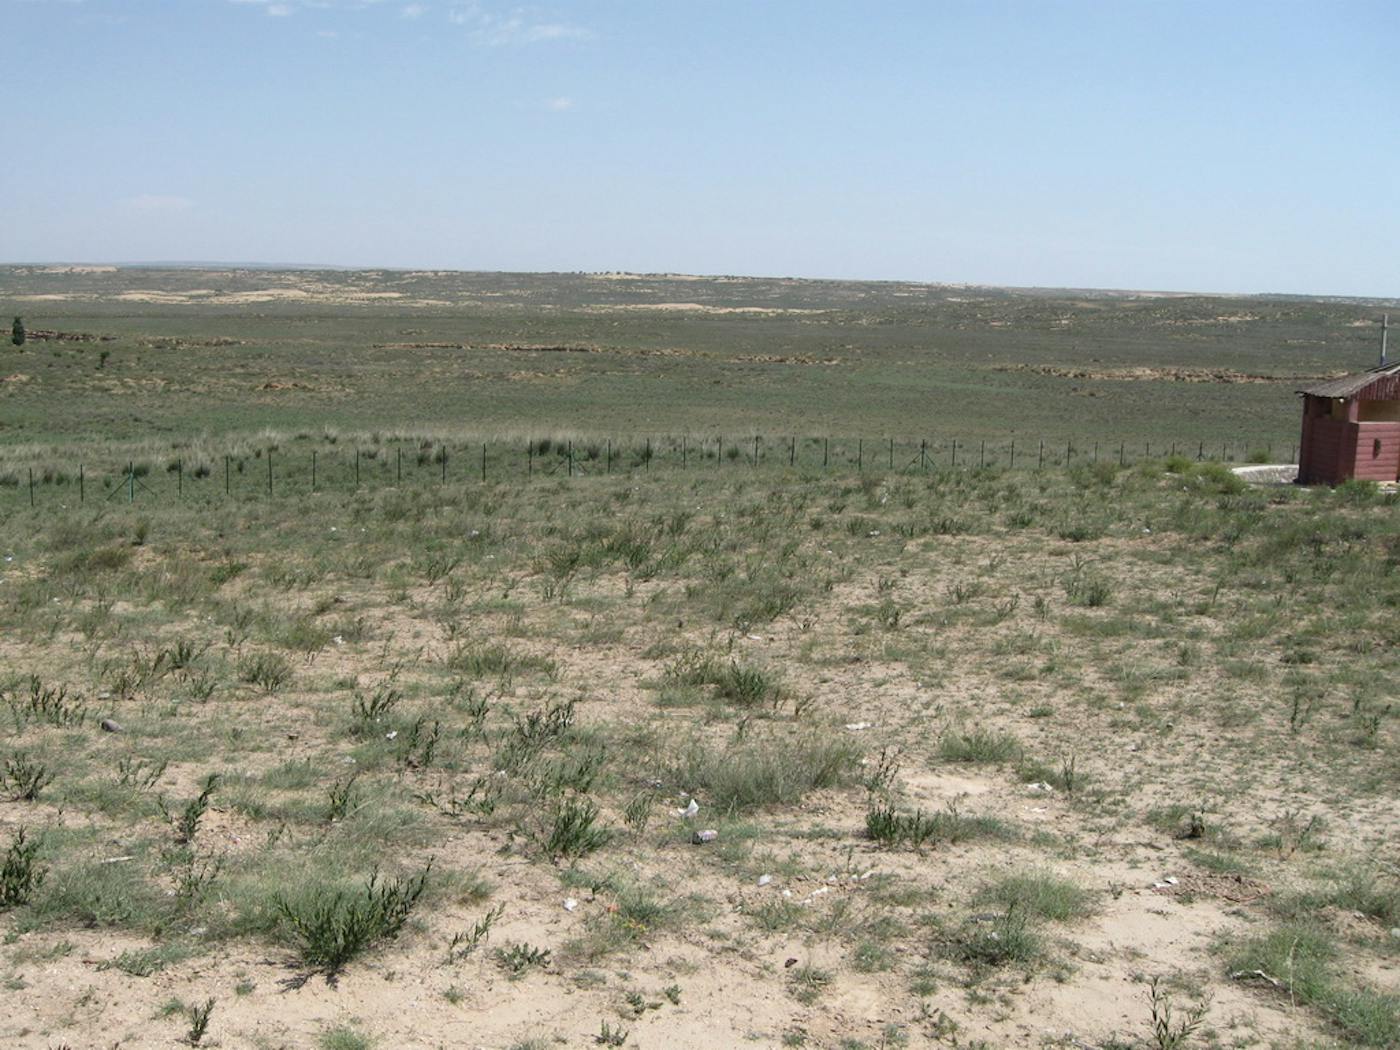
[2,266,1397,475]
[1,459,1398,1049]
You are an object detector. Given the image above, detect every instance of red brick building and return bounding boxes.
[1296,364,1400,485]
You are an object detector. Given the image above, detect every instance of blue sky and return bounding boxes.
[4,0,1398,295]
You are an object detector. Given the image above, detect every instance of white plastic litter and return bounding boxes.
[757,874,773,887]
[844,722,873,731]
[563,898,579,912]
[678,798,699,818]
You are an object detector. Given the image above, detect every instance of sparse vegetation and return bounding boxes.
[0,267,1392,1047]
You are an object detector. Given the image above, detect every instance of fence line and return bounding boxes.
[2,435,1297,509]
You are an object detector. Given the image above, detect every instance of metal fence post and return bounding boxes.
[481,442,487,482]
[312,450,317,491]
[267,449,273,496]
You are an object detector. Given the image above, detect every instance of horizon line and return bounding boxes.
[2,260,1396,305]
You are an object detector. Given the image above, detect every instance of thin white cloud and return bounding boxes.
[225,0,590,42]
[447,3,591,46]
[542,96,574,112]
[122,195,195,214]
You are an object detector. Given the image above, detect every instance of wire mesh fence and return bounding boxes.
[0,434,1297,509]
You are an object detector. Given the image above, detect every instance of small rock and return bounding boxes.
[757,874,773,887]
[99,718,124,733]
[784,957,798,969]
[691,829,718,844]
[1389,927,1400,940]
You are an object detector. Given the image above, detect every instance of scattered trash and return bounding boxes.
[746,634,763,641]
[844,722,873,731]
[781,889,793,898]
[99,718,124,733]
[385,730,398,740]
[757,874,773,887]
[677,798,699,819]
[563,898,579,912]
[1390,927,1400,940]
[1230,968,1282,989]
[1026,781,1055,793]
[333,635,345,646]
[806,887,831,901]
[691,829,718,844]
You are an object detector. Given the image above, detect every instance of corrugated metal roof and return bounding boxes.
[1297,362,1400,398]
